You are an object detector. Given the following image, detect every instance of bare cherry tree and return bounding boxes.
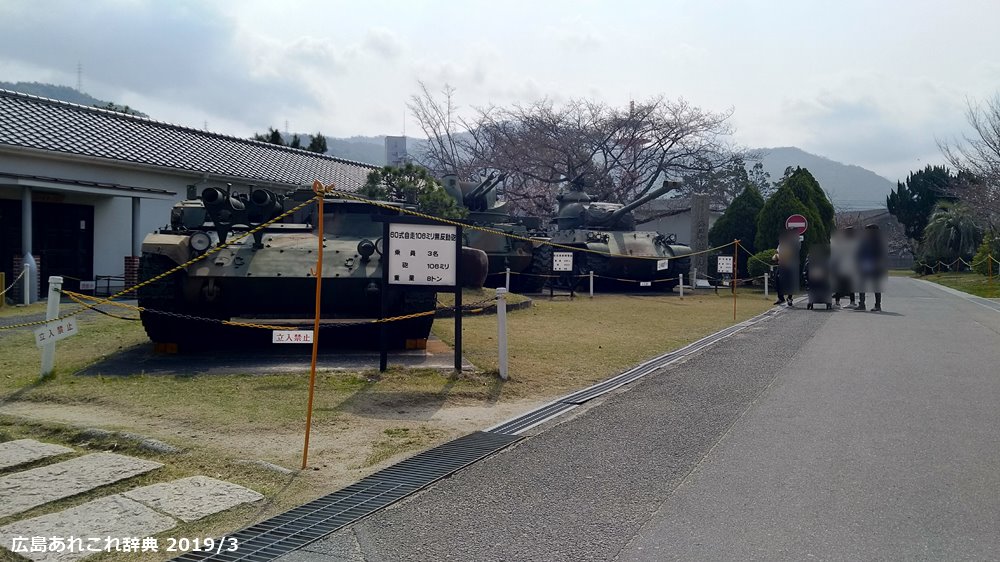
[409,84,740,216]
[939,96,1000,232]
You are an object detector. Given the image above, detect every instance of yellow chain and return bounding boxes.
[108,196,318,301]
[317,185,735,260]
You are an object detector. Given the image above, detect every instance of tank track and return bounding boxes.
[137,253,213,347]
[508,242,550,293]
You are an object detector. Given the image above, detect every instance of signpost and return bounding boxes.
[383,219,462,372]
[551,251,576,298]
[272,330,313,344]
[552,252,574,272]
[34,317,79,348]
[785,214,808,235]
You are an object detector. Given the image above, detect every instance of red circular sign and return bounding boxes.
[785,214,808,235]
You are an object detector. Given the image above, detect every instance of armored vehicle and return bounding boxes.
[137,185,435,349]
[537,179,692,290]
[441,174,549,292]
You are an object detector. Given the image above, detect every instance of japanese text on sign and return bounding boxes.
[717,255,734,274]
[552,252,574,272]
[387,223,458,287]
[272,330,313,344]
[34,318,79,348]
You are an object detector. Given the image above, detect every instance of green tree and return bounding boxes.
[886,165,951,241]
[289,134,301,149]
[754,184,824,253]
[307,132,327,154]
[781,167,833,240]
[972,232,999,276]
[360,164,467,219]
[252,127,285,145]
[920,202,982,263]
[709,185,764,276]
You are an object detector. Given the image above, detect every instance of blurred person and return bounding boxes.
[804,244,833,310]
[772,228,800,307]
[856,224,887,311]
[830,226,857,308]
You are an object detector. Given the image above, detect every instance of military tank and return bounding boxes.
[537,178,692,291]
[137,185,435,350]
[441,174,550,292]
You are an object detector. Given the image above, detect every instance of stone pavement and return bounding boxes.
[0,439,72,470]
[0,453,163,519]
[0,440,265,561]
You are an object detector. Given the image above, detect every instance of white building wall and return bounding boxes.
[0,151,195,277]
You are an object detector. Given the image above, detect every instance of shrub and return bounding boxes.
[747,248,776,281]
[972,232,1000,276]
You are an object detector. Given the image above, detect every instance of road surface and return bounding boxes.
[282,277,1000,561]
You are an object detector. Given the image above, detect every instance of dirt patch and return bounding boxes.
[0,396,545,492]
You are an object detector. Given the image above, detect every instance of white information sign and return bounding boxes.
[552,251,574,272]
[717,255,734,274]
[387,223,458,286]
[656,259,670,271]
[640,281,652,287]
[79,280,96,291]
[272,330,313,344]
[34,317,79,348]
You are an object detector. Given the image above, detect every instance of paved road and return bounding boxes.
[283,277,1000,561]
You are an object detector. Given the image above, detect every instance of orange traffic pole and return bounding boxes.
[302,181,326,470]
[733,239,739,320]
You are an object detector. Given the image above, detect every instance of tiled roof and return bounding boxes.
[0,89,377,191]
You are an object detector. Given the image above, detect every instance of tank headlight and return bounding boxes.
[374,237,384,256]
[189,231,212,252]
[357,239,376,260]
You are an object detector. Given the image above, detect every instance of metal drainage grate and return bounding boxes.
[173,431,521,562]
[489,304,787,435]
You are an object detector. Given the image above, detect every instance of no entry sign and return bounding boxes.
[785,214,808,235]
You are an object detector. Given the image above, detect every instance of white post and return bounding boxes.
[496,287,508,381]
[505,267,510,291]
[691,267,697,290]
[679,274,684,298]
[40,276,63,377]
[764,271,769,297]
[22,262,30,306]
[589,270,594,298]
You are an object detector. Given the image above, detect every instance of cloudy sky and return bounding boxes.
[1,0,997,182]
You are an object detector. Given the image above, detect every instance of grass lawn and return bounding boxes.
[0,288,773,559]
[917,271,1000,298]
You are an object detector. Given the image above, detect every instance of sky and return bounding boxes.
[1,0,998,183]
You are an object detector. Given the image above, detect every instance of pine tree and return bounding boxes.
[307,132,327,154]
[754,184,824,253]
[708,185,764,275]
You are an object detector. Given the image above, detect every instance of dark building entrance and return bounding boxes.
[0,198,94,294]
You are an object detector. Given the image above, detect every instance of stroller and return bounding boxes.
[803,249,833,310]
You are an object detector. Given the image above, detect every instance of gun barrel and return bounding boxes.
[202,187,246,225]
[609,179,681,221]
[249,188,282,222]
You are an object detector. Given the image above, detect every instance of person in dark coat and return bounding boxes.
[856,224,887,311]
[772,229,800,306]
[830,226,857,308]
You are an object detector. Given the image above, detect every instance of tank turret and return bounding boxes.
[538,178,692,291]
[556,179,681,231]
[441,173,550,292]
